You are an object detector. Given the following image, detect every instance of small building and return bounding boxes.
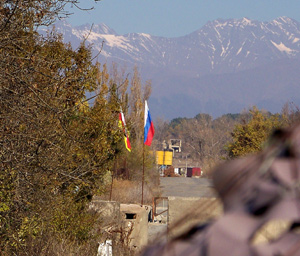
[169,139,182,153]
[186,167,202,177]
[120,204,151,251]
[89,198,152,254]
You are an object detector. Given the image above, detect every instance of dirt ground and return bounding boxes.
[159,177,217,198]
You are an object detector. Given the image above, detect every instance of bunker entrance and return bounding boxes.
[125,213,137,219]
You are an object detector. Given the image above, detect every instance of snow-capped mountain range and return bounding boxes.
[40,17,300,120]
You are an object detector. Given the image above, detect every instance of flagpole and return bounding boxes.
[109,165,114,201]
[141,143,145,205]
[110,157,117,201]
[142,100,155,206]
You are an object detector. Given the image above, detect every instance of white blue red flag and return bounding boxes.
[144,100,155,146]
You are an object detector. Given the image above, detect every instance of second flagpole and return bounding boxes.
[141,100,155,206]
[141,142,145,205]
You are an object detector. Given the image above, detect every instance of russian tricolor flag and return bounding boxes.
[144,100,155,146]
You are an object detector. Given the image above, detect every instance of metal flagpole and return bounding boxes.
[109,163,116,201]
[109,158,116,201]
[109,169,114,201]
[141,143,145,205]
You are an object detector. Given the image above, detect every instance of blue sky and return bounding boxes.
[66,0,300,37]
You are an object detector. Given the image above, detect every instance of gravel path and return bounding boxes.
[159,177,217,198]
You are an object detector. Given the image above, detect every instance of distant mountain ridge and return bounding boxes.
[40,17,300,120]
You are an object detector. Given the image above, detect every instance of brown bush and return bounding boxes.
[164,166,179,177]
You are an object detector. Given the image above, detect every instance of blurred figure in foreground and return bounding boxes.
[142,124,300,256]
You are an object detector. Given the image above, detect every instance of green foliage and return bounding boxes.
[194,113,213,123]
[0,1,133,254]
[221,113,241,121]
[0,169,15,213]
[51,198,99,242]
[226,107,283,158]
[0,3,157,252]
[169,117,187,128]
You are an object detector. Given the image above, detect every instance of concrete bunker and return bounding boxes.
[120,204,151,251]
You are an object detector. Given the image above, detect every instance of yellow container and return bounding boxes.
[156,151,173,166]
[164,151,173,166]
[156,151,164,165]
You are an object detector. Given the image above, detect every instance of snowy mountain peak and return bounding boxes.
[75,22,117,35]
[241,17,252,25]
[274,16,295,24]
[43,17,300,120]
[205,17,258,31]
[47,16,300,73]
[139,33,152,39]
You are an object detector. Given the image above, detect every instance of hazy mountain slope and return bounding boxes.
[149,58,300,119]
[40,17,300,119]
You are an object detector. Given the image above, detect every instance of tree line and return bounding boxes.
[0,1,156,255]
[153,104,300,176]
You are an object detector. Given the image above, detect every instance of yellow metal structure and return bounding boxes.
[156,151,173,166]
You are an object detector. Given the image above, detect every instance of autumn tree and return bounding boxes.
[281,102,300,126]
[0,1,158,253]
[226,107,283,158]
[0,1,127,254]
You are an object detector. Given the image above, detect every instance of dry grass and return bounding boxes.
[0,234,100,256]
[101,179,161,205]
